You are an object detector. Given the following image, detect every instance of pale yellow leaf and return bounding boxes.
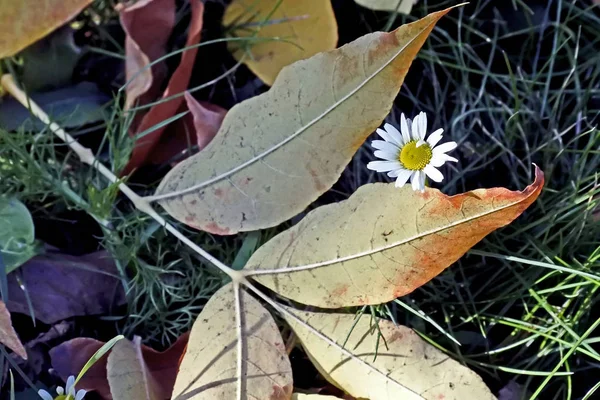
[355,0,417,14]
[223,0,338,86]
[0,0,92,58]
[107,337,162,400]
[285,309,496,400]
[246,168,544,308]
[155,7,457,235]
[292,394,342,399]
[173,282,293,400]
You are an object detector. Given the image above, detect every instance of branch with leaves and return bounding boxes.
[1,4,544,400]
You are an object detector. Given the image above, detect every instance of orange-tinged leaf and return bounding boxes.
[284,310,495,400]
[0,300,26,359]
[155,7,458,235]
[223,0,338,86]
[173,282,293,399]
[0,0,92,58]
[245,167,544,308]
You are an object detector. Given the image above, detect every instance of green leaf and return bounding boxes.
[0,198,37,273]
[284,309,495,400]
[153,7,456,235]
[245,168,544,308]
[231,231,261,270]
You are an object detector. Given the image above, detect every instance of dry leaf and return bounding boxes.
[184,92,227,151]
[0,0,92,58]
[6,250,125,324]
[355,0,417,14]
[285,309,495,400]
[223,0,338,86]
[120,0,176,111]
[107,337,163,400]
[173,282,293,399]
[50,333,190,399]
[0,300,27,359]
[246,167,544,308]
[121,0,205,175]
[292,395,343,399]
[155,7,455,235]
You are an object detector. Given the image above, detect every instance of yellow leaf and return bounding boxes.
[154,7,458,235]
[0,0,92,58]
[173,282,293,399]
[292,394,343,399]
[107,337,163,400]
[246,167,544,308]
[355,0,416,14]
[223,0,338,86]
[285,309,496,400]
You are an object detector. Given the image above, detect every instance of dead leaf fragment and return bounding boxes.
[50,333,190,399]
[223,0,338,85]
[292,395,343,399]
[107,337,163,400]
[156,7,457,234]
[184,92,227,151]
[0,0,92,58]
[355,0,417,14]
[246,167,544,308]
[285,309,496,400]
[173,282,293,399]
[0,300,27,359]
[6,250,125,324]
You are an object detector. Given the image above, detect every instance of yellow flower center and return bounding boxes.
[399,140,432,170]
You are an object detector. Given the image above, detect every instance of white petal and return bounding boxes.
[407,118,413,138]
[371,140,399,153]
[66,376,75,390]
[395,169,413,187]
[383,123,403,146]
[374,150,398,161]
[419,170,426,192]
[76,389,88,400]
[430,154,446,167]
[411,170,421,191]
[38,390,54,400]
[444,155,458,163]
[400,114,411,144]
[432,141,457,155]
[367,160,402,172]
[375,128,394,144]
[415,139,427,148]
[427,128,444,147]
[419,112,428,140]
[424,164,444,182]
[56,386,65,395]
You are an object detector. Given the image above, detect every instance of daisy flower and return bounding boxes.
[38,375,87,400]
[367,112,458,192]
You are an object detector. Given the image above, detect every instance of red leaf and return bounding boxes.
[120,0,176,111]
[121,0,205,175]
[50,332,190,400]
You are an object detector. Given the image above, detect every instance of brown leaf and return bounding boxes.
[6,251,126,324]
[184,92,227,150]
[50,332,190,400]
[0,0,92,58]
[120,0,176,111]
[0,300,27,359]
[121,0,205,175]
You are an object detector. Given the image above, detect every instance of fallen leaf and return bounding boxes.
[6,250,126,324]
[155,7,455,235]
[50,332,190,400]
[0,82,110,131]
[292,395,342,399]
[184,92,227,151]
[120,0,176,111]
[246,167,544,308]
[284,309,495,400]
[223,0,338,86]
[0,300,27,359]
[121,0,205,175]
[0,0,92,58]
[173,282,293,399]
[21,26,82,92]
[0,197,38,273]
[107,337,163,400]
[355,0,417,14]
